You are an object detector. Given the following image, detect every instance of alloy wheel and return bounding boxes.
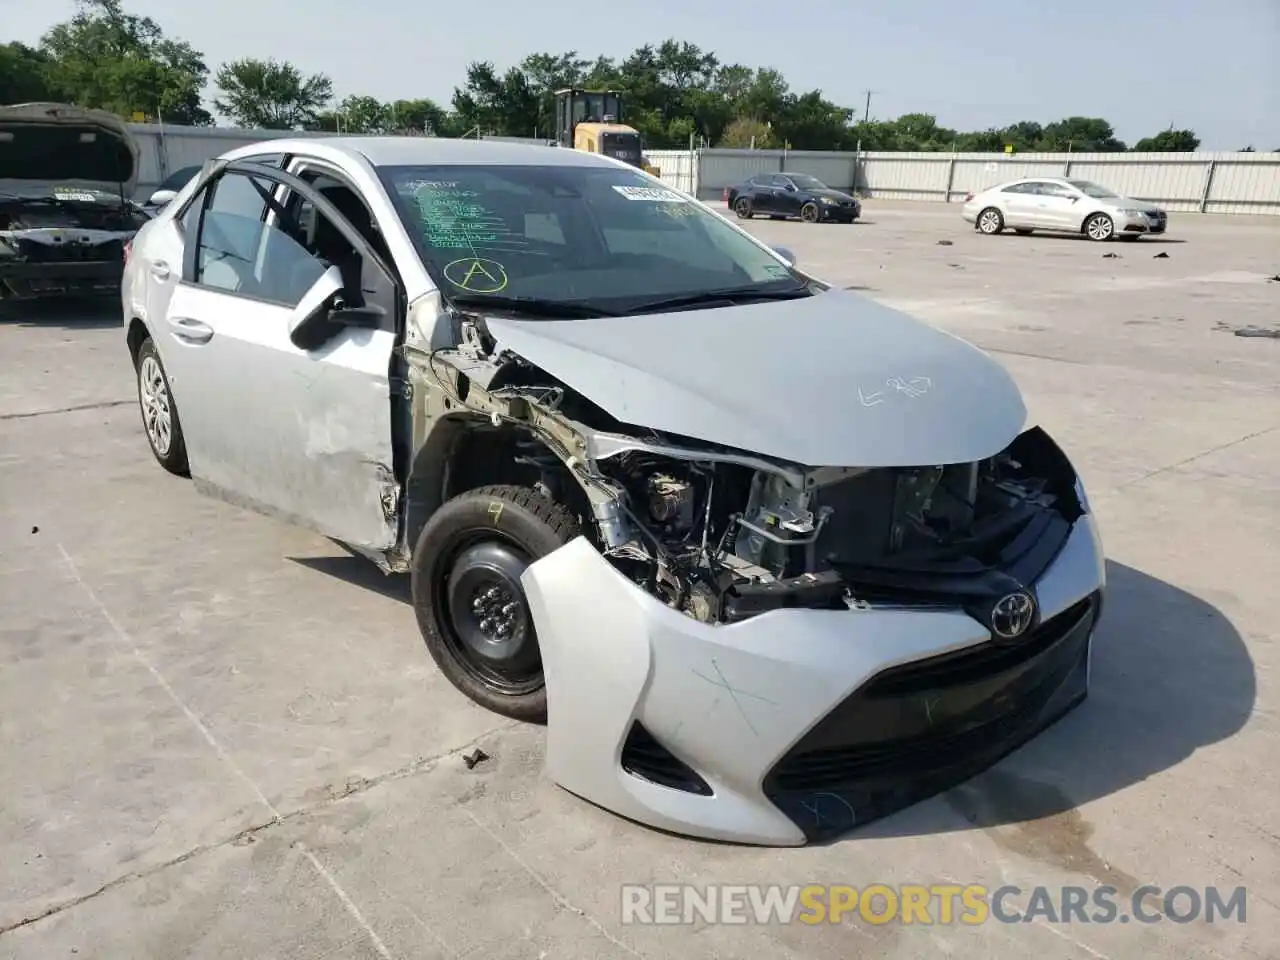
[138,355,173,457]
[1086,214,1114,241]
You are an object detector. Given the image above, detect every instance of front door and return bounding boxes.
[772,175,803,216]
[155,162,400,552]
[1032,181,1084,229]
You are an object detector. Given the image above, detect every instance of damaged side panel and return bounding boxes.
[158,281,399,561]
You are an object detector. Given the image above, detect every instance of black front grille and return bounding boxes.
[621,722,712,795]
[863,596,1093,697]
[763,592,1098,838]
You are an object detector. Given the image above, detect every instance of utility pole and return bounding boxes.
[863,90,877,124]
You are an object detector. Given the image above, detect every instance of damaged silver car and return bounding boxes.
[0,103,149,302]
[122,138,1106,846]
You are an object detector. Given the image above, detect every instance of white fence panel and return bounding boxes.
[645,150,698,195]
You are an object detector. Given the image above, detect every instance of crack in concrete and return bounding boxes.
[0,399,133,421]
[1118,422,1279,489]
[0,723,515,939]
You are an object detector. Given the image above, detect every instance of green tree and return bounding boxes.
[451,61,538,137]
[387,98,457,136]
[214,58,332,129]
[520,52,589,137]
[718,117,776,148]
[0,42,63,104]
[38,0,211,125]
[1133,128,1200,152]
[1039,116,1126,152]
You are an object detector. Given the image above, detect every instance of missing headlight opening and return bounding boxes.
[412,315,1083,628]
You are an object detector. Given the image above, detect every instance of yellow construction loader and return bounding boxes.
[552,89,661,177]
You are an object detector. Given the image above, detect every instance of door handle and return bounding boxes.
[150,260,171,280]
[169,316,214,344]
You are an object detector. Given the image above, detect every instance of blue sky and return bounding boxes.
[6,0,1278,148]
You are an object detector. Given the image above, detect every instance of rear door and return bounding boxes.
[156,161,401,552]
[998,182,1039,226]
[747,175,775,213]
[137,153,286,346]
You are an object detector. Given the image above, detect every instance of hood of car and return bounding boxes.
[484,289,1027,467]
[0,102,139,196]
[1104,195,1161,213]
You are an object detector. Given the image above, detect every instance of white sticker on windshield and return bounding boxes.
[612,185,686,203]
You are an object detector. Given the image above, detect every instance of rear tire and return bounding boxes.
[734,197,754,219]
[135,336,189,476]
[411,485,580,723]
[977,207,1004,234]
[800,202,820,223]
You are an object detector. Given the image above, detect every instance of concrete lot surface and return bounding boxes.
[2,201,1278,959]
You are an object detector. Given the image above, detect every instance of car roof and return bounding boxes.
[222,136,617,170]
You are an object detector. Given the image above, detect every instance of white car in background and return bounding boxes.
[962,177,1169,241]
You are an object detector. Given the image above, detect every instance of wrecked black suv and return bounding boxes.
[0,102,150,302]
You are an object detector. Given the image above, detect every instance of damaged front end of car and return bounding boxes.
[401,294,1106,846]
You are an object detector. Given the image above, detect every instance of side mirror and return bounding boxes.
[288,265,345,348]
[785,183,797,192]
[772,246,797,267]
[148,188,177,208]
[329,304,385,329]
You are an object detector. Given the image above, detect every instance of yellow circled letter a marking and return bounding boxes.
[463,260,499,288]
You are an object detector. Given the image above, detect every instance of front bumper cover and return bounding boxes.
[523,506,1105,846]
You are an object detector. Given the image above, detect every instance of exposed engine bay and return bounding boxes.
[0,195,148,234]
[408,312,1083,626]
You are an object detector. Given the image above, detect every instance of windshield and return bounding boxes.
[378,163,807,314]
[1067,180,1119,199]
[788,174,828,191]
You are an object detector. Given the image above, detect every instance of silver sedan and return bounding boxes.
[962,177,1169,241]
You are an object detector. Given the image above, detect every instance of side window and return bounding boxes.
[771,176,793,189]
[1040,182,1077,199]
[1001,183,1031,194]
[195,171,328,305]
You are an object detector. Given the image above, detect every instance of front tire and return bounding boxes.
[800,202,820,223]
[135,336,189,476]
[734,197,754,219]
[411,485,579,723]
[1084,212,1115,241]
[977,207,1004,234]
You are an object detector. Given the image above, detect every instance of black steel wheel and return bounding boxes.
[735,196,754,219]
[411,485,579,723]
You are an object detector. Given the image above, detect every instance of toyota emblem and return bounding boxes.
[990,592,1036,639]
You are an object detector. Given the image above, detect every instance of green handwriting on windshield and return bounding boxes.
[407,181,528,253]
